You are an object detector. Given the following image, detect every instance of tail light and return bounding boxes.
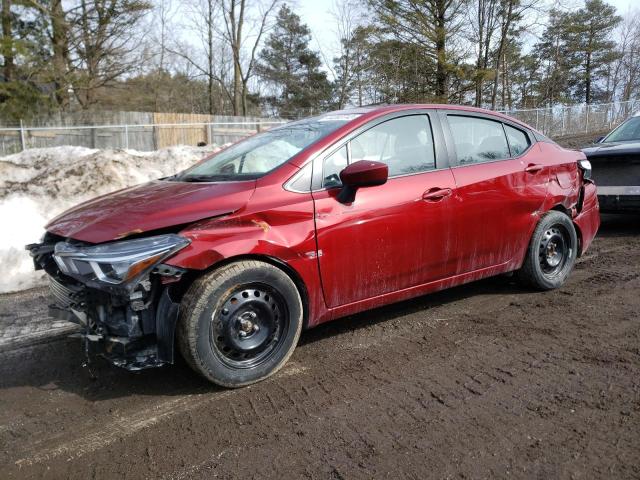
[578,159,592,182]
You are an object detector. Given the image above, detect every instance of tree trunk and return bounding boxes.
[474,0,484,107]
[228,0,245,116]
[490,0,513,109]
[501,51,506,108]
[241,81,248,115]
[1,0,13,83]
[585,51,592,104]
[208,75,214,115]
[584,24,594,105]
[435,1,447,102]
[50,0,70,109]
[233,59,242,115]
[207,0,214,114]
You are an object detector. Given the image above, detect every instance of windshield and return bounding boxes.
[176,114,360,182]
[603,116,640,143]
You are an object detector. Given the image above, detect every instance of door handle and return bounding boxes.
[524,163,544,174]
[422,188,452,202]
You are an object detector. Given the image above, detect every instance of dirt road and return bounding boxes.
[1,214,639,479]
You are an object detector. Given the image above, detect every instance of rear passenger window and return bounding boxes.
[322,146,348,188]
[504,125,530,156]
[448,115,510,165]
[349,115,436,176]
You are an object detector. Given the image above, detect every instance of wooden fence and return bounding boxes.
[0,111,286,155]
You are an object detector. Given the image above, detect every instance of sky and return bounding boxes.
[296,0,639,66]
[297,1,345,59]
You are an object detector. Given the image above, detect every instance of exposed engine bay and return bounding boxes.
[26,232,189,370]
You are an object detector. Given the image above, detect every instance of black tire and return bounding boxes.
[516,211,578,290]
[177,260,303,387]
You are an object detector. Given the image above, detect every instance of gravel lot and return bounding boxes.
[0,213,638,479]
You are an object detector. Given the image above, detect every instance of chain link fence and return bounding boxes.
[498,99,640,138]
[1,100,638,156]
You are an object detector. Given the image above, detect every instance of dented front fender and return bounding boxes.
[164,186,329,327]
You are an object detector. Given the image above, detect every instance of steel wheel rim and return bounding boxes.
[538,224,571,278]
[210,283,289,369]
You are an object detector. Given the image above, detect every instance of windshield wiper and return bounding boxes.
[178,174,260,182]
[179,174,233,182]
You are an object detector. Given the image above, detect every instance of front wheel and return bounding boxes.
[177,260,303,387]
[517,211,578,290]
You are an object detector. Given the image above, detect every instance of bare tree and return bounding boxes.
[169,0,278,116]
[467,0,500,106]
[329,0,368,108]
[69,0,152,108]
[466,0,540,108]
[24,0,74,109]
[169,0,233,114]
[615,10,640,104]
[220,0,279,115]
[155,0,172,72]
[490,0,519,109]
[148,0,175,110]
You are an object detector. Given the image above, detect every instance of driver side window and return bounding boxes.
[350,115,435,176]
[317,115,436,189]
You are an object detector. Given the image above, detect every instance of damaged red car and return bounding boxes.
[27,105,600,387]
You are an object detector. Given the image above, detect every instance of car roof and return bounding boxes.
[284,103,546,170]
[322,104,537,133]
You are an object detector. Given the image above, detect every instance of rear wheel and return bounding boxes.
[177,260,303,387]
[517,211,578,290]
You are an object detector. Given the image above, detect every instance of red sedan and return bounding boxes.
[28,105,600,387]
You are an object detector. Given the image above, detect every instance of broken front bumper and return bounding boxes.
[29,237,185,371]
[54,278,181,370]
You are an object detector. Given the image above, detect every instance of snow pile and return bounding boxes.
[0,144,221,293]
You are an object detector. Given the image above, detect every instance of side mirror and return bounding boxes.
[595,136,604,143]
[337,160,388,203]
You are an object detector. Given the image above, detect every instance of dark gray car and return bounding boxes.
[582,113,640,212]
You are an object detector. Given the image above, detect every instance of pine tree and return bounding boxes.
[332,26,373,108]
[563,0,621,104]
[0,4,54,122]
[531,9,573,106]
[368,0,467,103]
[257,4,332,117]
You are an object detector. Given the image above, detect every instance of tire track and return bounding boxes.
[13,363,309,468]
[3,223,640,479]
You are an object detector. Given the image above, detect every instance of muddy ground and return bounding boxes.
[0,213,638,479]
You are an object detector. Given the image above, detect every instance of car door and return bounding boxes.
[440,111,548,274]
[311,113,457,308]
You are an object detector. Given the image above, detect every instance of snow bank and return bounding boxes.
[0,144,222,293]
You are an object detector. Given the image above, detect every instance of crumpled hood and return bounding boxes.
[46,179,256,243]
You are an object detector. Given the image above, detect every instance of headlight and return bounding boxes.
[53,234,190,287]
